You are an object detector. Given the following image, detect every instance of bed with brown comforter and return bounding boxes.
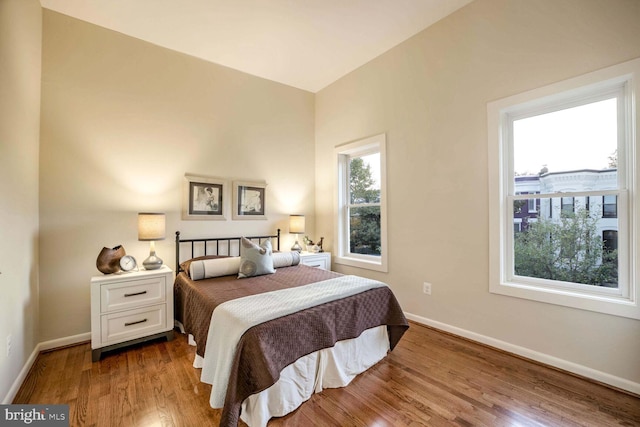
[174,233,408,426]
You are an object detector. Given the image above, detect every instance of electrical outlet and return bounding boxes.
[6,334,11,357]
[423,282,432,295]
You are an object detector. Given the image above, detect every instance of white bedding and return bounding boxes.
[199,275,388,408]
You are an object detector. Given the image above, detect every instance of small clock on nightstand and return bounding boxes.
[119,255,138,272]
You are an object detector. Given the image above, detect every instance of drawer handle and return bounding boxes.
[124,318,148,327]
[124,291,147,297]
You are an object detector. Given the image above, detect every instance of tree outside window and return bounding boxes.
[349,156,381,255]
[514,206,618,287]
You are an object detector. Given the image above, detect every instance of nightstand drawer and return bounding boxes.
[100,276,166,313]
[101,304,166,344]
[302,258,328,269]
[299,252,331,270]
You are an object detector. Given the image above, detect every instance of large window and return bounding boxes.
[335,133,387,272]
[488,59,639,319]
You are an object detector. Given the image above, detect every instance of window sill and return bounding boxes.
[490,279,640,320]
[335,255,387,273]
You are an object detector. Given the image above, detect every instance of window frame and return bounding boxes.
[334,133,388,272]
[488,58,639,319]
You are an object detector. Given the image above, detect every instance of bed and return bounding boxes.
[173,230,409,427]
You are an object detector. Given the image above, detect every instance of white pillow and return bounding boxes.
[272,251,301,268]
[189,257,241,280]
[238,237,275,278]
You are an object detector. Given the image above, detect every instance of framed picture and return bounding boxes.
[183,174,227,220]
[232,180,267,220]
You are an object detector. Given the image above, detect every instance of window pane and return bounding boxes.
[349,206,381,256]
[512,197,618,287]
[603,195,617,218]
[513,98,617,182]
[603,230,618,252]
[349,153,380,204]
[561,197,574,217]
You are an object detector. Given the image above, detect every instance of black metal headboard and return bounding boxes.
[175,229,280,273]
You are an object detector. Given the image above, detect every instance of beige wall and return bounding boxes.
[0,0,41,402]
[315,0,640,385]
[39,11,315,341]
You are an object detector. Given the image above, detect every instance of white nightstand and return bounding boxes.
[299,252,331,270]
[90,266,174,362]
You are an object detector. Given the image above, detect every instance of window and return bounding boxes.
[488,58,639,319]
[561,197,574,217]
[603,230,618,253]
[527,195,538,213]
[335,133,387,272]
[603,195,617,218]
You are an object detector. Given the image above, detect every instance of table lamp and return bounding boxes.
[138,212,166,270]
[289,214,305,252]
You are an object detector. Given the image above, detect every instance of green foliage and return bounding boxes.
[349,158,380,204]
[514,208,617,286]
[350,206,381,255]
[349,157,381,255]
[513,199,526,214]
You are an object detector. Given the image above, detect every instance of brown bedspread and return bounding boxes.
[173,264,409,427]
[174,264,346,357]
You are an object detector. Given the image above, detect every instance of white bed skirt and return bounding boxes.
[189,325,389,427]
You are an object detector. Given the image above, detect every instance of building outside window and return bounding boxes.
[514,169,618,285]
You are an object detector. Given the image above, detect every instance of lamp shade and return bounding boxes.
[289,215,305,234]
[138,213,166,241]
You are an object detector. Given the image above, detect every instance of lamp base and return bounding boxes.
[291,241,302,252]
[143,252,163,270]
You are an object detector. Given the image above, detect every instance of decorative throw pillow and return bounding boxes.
[238,237,275,278]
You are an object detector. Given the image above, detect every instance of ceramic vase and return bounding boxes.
[96,245,125,274]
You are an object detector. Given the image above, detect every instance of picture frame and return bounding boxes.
[183,174,227,220]
[232,180,267,220]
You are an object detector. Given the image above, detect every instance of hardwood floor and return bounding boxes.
[13,321,640,426]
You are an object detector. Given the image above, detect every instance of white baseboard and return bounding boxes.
[2,332,90,404]
[38,332,90,352]
[2,345,40,404]
[405,312,640,396]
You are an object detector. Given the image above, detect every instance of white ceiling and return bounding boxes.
[39,0,473,93]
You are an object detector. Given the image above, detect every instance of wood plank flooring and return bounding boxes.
[13,321,640,426]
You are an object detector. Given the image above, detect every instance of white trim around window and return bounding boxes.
[488,58,640,319]
[334,133,388,272]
